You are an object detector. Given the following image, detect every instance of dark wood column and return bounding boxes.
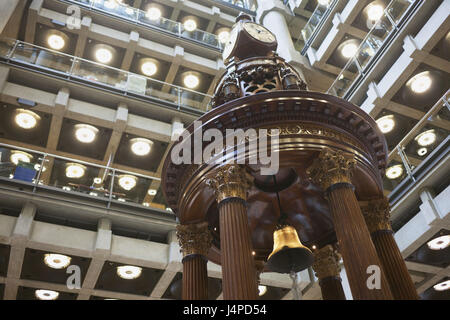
[308,149,393,300]
[312,245,346,300]
[177,222,212,300]
[207,165,258,300]
[361,198,419,300]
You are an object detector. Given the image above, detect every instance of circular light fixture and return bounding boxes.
[94,45,114,64]
[35,289,59,300]
[148,189,157,196]
[118,174,137,191]
[341,42,359,59]
[367,3,384,21]
[417,147,428,157]
[15,109,41,129]
[117,265,142,279]
[146,7,161,20]
[62,186,71,191]
[376,115,395,134]
[183,73,200,89]
[217,29,230,44]
[75,124,99,144]
[433,280,450,292]
[427,235,450,251]
[385,164,403,180]
[34,164,47,172]
[47,34,66,50]
[44,253,71,269]
[10,150,32,165]
[143,202,150,207]
[65,163,86,178]
[140,60,158,77]
[130,138,153,156]
[408,72,432,94]
[183,19,197,32]
[94,177,102,184]
[258,285,267,296]
[415,129,437,147]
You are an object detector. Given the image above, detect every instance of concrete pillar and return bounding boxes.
[0,0,20,34]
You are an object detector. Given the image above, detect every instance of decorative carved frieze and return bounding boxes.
[176,222,212,258]
[312,245,342,280]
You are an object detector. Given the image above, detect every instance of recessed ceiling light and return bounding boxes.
[75,124,99,143]
[89,192,98,196]
[65,163,86,178]
[385,164,403,180]
[117,265,142,279]
[409,72,432,93]
[15,109,40,129]
[47,34,66,50]
[183,74,200,89]
[183,19,197,32]
[10,150,32,165]
[62,186,71,191]
[34,164,47,172]
[146,7,161,20]
[433,280,450,292]
[376,115,395,134]
[312,245,317,250]
[44,253,71,269]
[118,198,126,202]
[415,129,436,147]
[258,285,267,296]
[217,30,230,44]
[141,60,158,76]
[427,235,450,251]
[118,174,137,191]
[147,189,157,196]
[94,177,102,184]
[367,3,384,21]
[143,202,150,207]
[35,289,59,300]
[417,147,428,157]
[341,42,359,59]
[95,47,113,64]
[130,138,153,156]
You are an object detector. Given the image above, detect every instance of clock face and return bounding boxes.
[222,26,239,61]
[243,22,276,43]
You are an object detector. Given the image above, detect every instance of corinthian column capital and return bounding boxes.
[176,222,212,258]
[206,164,253,202]
[361,197,392,234]
[307,149,356,191]
[312,245,342,280]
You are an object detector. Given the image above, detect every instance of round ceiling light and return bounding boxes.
[183,73,200,89]
[116,265,142,279]
[130,138,153,156]
[183,19,197,32]
[376,115,395,134]
[408,72,432,94]
[118,174,137,191]
[427,235,450,251]
[415,129,437,147]
[217,29,230,44]
[15,109,40,129]
[385,164,403,180]
[147,189,157,196]
[433,280,450,292]
[47,34,66,50]
[341,42,359,59]
[10,150,32,165]
[94,46,114,64]
[35,289,59,300]
[75,124,99,144]
[94,177,102,184]
[417,147,428,157]
[367,3,384,21]
[141,61,157,77]
[146,7,161,20]
[258,285,267,296]
[65,163,86,178]
[44,253,72,269]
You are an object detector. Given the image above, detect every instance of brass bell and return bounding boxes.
[266,225,314,274]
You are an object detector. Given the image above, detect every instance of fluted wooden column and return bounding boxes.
[308,149,393,300]
[207,165,258,300]
[361,198,419,300]
[312,245,346,300]
[177,222,212,300]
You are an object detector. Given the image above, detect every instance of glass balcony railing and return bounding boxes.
[0,38,212,113]
[62,0,225,50]
[299,0,338,54]
[382,91,450,194]
[327,0,418,98]
[0,142,172,212]
[217,0,257,12]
